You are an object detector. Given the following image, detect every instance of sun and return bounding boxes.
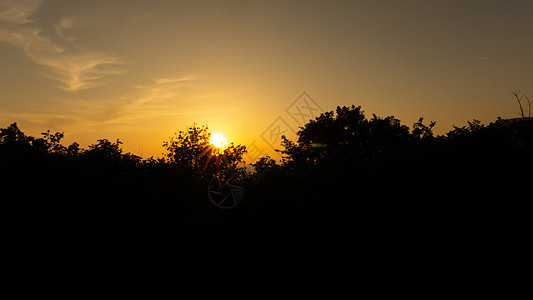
[210,133,227,148]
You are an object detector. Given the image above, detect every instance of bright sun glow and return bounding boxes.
[210,133,227,148]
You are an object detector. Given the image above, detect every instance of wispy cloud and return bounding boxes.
[54,16,76,42]
[64,75,237,126]
[474,56,489,60]
[121,76,243,120]
[134,76,196,104]
[0,111,78,131]
[0,75,199,133]
[152,77,192,85]
[47,76,195,127]
[0,0,123,91]
[0,0,42,24]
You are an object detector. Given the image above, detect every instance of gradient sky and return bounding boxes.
[1,0,533,161]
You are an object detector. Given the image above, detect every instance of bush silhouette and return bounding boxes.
[1,106,532,266]
[163,124,247,182]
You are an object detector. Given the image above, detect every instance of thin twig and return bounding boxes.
[511,90,525,118]
[523,93,532,118]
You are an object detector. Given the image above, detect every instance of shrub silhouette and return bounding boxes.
[246,105,533,225]
[1,106,532,266]
[163,124,247,182]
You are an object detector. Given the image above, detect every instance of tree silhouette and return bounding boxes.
[1,102,532,267]
[84,138,141,166]
[0,122,33,155]
[511,90,533,118]
[280,105,416,171]
[411,117,436,141]
[163,124,247,181]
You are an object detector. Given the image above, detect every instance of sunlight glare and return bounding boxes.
[210,133,227,148]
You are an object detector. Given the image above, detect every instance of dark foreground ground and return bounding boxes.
[0,189,518,270]
[1,117,530,269]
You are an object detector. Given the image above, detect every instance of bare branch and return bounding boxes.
[511,90,525,118]
[523,93,532,118]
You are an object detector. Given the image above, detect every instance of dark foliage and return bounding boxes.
[163,124,247,182]
[1,108,530,267]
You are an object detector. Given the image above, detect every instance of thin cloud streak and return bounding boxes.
[0,0,42,24]
[54,16,77,42]
[47,76,197,127]
[0,111,79,131]
[0,0,123,91]
[59,75,237,128]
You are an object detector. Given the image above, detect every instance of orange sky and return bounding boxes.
[1,0,533,162]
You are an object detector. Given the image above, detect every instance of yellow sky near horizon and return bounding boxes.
[1,0,533,162]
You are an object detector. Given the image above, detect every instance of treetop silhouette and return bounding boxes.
[163,124,247,181]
